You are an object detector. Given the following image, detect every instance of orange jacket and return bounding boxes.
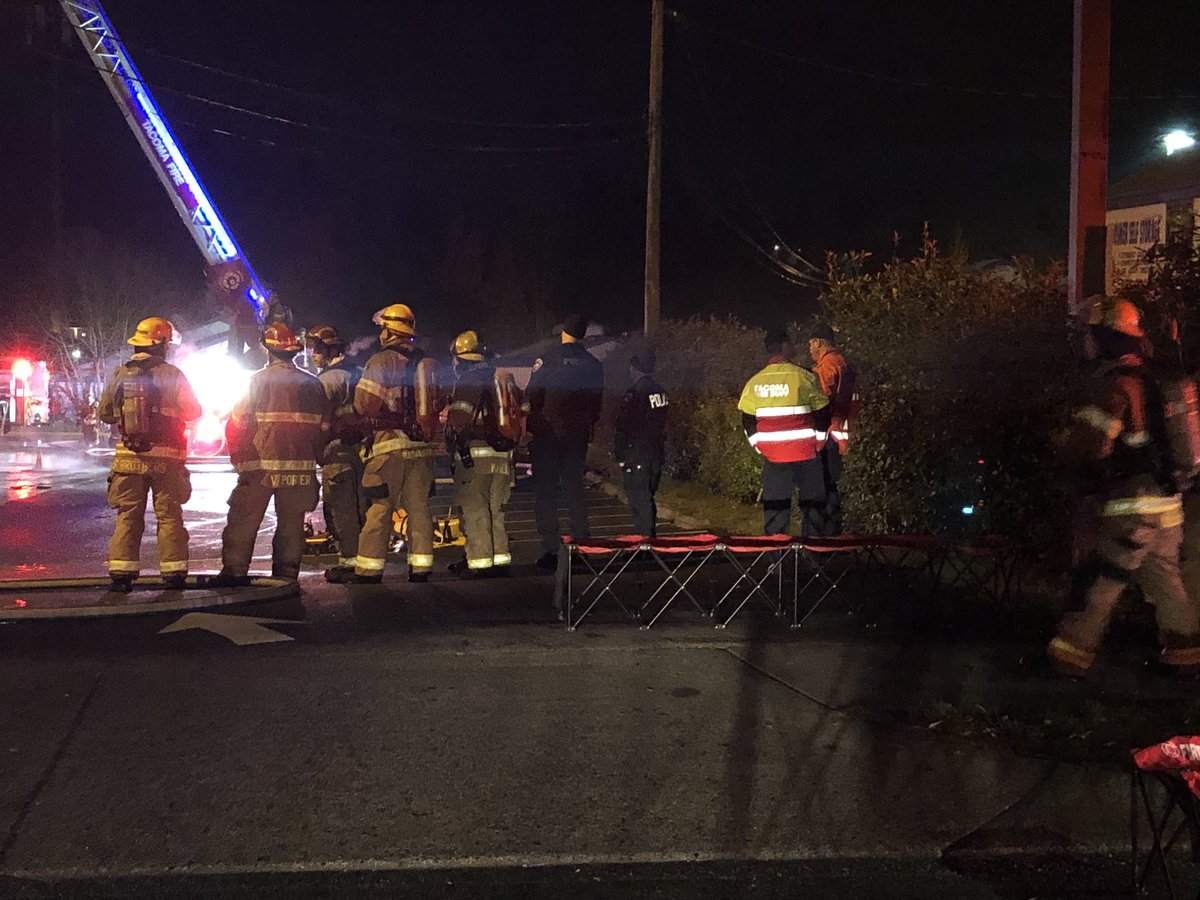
[812,347,858,452]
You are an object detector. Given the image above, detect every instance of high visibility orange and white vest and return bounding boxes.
[737,356,829,464]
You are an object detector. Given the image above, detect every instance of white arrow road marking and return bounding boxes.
[158,613,306,646]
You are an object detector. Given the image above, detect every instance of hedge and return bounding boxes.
[599,237,1076,554]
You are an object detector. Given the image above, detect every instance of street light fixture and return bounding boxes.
[1163,129,1196,155]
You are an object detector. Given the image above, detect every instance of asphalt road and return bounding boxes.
[0,443,1148,899]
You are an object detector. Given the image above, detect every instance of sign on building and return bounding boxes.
[1106,203,1166,291]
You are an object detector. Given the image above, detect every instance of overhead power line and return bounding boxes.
[34,47,633,155]
[129,41,641,131]
[671,8,1200,102]
[670,9,1070,101]
[679,31,824,281]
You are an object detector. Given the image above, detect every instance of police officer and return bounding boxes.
[97,317,202,592]
[306,324,366,583]
[1049,299,1200,676]
[738,326,830,536]
[526,313,604,570]
[351,304,440,584]
[445,330,517,577]
[613,350,669,536]
[210,323,330,585]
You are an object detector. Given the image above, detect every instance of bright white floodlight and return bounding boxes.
[1164,129,1196,155]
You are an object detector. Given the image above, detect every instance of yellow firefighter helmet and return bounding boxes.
[262,322,303,353]
[127,316,180,347]
[372,304,416,339]
[1102,297,1144,338]
[452,329,486,361]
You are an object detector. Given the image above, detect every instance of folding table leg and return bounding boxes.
[641,549,716,629]
[713,549,789,628]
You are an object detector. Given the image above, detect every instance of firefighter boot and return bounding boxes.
[203,568,252,588]
[324,565,355,584]
[163,574,187,591]
[109,575,134,594]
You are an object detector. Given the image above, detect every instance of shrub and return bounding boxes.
[822,232,1076,549]
[599,317,764,501]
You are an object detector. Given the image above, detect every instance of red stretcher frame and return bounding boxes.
[554,533,1017,631]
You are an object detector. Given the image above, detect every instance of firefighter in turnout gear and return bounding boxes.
[807,326,858,536]
[351,303,440,583]
[445,330,521,577]
[738,327,830,536]
[306,324,366,583]
[613,350,668,536]
[210,323,330,585]
[1049,299,1200,676]
[97,317,201,592]
[526,313,604,570]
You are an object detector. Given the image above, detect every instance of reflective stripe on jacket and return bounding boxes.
[97,353,202,462]
[813,347,858,450]
[355,347,439,458]
[737,358,829,463]
[226,358,330,475]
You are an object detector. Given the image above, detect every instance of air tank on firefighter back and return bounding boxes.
[1163,377,1200,478]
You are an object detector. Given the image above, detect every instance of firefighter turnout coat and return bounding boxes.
[221,357,330,579]
[318,357,365,569]
[353,345,440,576]
[447,360,514,571]
[98,353,202,577]
[1049,347,1200,674]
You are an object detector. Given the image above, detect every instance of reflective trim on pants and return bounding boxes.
[467,557,493,570]
[493,553,512,566]
[338,557,358,568]
[221,473,319,579]
[107,464,191,580]
[356,556,386,572]
[159,560,188,574]
[356,451,435,577]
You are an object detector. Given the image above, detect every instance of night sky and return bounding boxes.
[3,0,1200,350]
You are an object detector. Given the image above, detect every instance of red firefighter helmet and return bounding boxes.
[262,322,303,353]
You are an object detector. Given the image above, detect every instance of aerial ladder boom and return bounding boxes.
[58,0,269,323]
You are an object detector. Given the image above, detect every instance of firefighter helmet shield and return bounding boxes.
[373,304,416,338]
[452,330,486,361]
[127,316,180,347]
[305,323,343,347]
[262,322,303,353]
[1103,298,1144,338]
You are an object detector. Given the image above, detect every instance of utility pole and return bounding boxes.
[643,0,664,336]
[1068,0,1111,313]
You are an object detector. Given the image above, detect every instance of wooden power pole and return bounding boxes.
[1068,0,1111,312]
[643,0,664,336]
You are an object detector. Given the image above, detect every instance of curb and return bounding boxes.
[594,476,708,532]
[0,576,299,622]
